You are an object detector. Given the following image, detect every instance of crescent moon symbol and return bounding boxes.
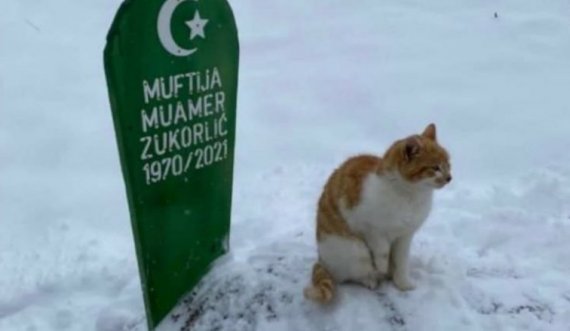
[157,0,197,57]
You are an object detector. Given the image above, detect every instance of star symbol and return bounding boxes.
[185,10,208,40]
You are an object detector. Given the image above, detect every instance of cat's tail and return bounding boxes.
[303,262,335,303]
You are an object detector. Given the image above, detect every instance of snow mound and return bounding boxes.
[154,165,570,331]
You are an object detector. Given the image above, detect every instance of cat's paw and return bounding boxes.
[374,255,389,275]
[359,274,379,290]
[393,276,416,291]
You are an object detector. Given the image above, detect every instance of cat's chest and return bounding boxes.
[342,174,433,239]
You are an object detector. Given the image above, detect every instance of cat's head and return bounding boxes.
[383,124,452,189]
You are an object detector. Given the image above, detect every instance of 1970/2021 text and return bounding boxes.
[142,139,228,185]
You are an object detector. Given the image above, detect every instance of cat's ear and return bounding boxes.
[404,136,422,161]
[422,123,437,141]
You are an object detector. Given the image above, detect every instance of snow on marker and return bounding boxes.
[103,0,239,328]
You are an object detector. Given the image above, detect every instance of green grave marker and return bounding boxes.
[104,0,239,328]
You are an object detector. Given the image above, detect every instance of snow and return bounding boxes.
[1,0,570,330]
[155,166,570,331]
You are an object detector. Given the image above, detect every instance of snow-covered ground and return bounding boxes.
[1,0,570,330]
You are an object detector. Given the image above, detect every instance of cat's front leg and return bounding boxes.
[366,236,391,280]
[391,234,416,291]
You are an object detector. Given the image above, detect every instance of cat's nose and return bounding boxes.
[446,175,452,183]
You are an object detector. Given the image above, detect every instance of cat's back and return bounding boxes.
[320,154,381,210]
[316,155,381,239]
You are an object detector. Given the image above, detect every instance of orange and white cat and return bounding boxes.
[304,124,451,303]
